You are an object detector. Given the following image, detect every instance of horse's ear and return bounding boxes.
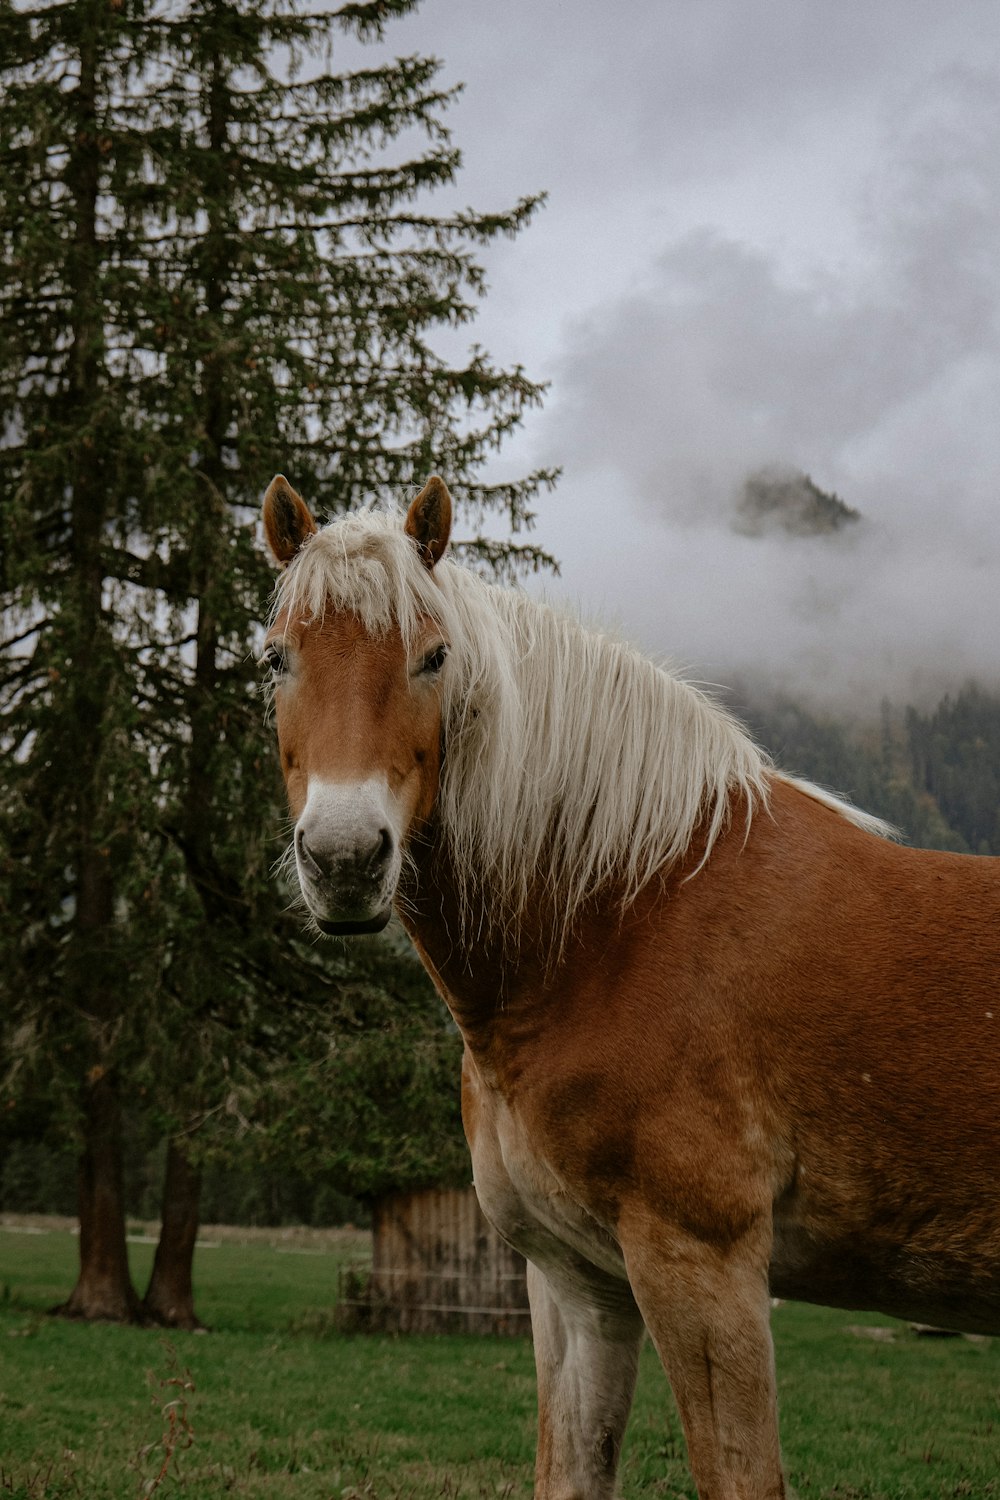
[263,475,318,567]
[405,475,452,570]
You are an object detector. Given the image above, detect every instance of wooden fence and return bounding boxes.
[337,1186,531,1335]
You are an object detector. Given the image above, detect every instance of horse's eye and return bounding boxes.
[421,643,448,675]
[262,643,287,678]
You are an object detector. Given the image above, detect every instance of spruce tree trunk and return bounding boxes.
[143,1139,205,1330]
[45,8,140,1326]
[51,2,141,1327]
[53,1070,144,1322]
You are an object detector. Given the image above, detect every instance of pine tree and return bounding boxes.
[0,0,554,1323]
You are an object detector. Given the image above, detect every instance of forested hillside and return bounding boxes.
[741,682,1000,855]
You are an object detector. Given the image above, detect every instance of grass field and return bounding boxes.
[1,1217,998,1499]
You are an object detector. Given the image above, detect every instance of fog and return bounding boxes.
[539,69,1000,707]
[388,2,1000,709]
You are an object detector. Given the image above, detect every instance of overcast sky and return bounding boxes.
[375,0,1000,709]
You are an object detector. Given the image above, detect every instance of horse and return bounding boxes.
[260,472,1000,1500]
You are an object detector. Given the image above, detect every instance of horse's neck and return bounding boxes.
[397,836,551,1047]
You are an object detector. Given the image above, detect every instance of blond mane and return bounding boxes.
[271,508,889,948]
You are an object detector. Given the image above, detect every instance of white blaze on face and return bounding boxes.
[294,775,404,923]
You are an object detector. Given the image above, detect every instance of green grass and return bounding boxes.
[1,1221,998,1498]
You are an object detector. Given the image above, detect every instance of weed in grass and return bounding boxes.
[288,1306,341,1338]
[128,1343,196,1496]
[4,1317,43,1340]
[0,1459,85,1498]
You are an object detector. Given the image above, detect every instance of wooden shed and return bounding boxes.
[337,1186,531,1335]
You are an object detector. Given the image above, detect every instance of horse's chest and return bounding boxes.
[466,1073,628,1284]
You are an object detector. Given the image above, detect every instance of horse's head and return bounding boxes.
[261,475,453,934]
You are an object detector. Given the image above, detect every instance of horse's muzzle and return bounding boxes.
[293,779,401,935]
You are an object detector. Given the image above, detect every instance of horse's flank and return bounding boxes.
[270,512,888,955]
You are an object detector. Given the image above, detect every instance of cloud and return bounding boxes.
[387,1,1000,373]
[537,65,1000,707]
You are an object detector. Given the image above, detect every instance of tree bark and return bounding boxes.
[143,1138,206,1330]
[52,1070,144,1322]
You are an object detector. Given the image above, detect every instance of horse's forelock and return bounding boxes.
[268,507,449,647]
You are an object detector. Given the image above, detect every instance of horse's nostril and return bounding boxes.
[373,827,392,867]
[296,825,321,874]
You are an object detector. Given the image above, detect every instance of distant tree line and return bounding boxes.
[2,931,466,1233]
[741,683,1000,856]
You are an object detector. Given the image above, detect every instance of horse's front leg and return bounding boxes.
[621,1216,786,1500]
[528,1259,645,1500]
